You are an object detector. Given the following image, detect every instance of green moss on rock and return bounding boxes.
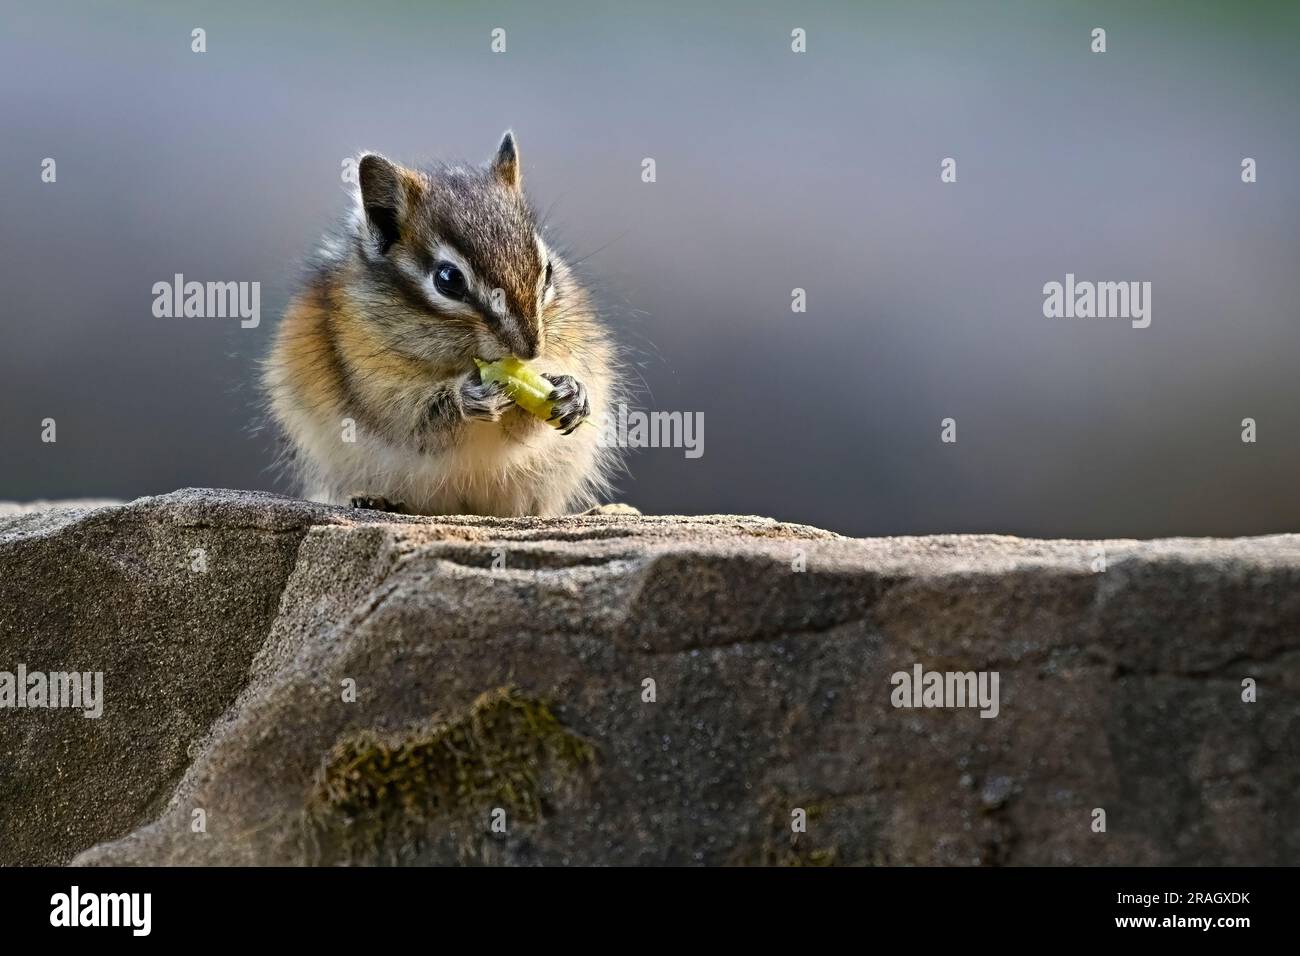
[306,686,595,862]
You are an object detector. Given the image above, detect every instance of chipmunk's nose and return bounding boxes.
[500,323,540,360]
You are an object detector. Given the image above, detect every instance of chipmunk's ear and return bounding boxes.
[357,153,407,253]
[490,130,521,191]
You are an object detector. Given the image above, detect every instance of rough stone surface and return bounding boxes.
[1,488,1296,866]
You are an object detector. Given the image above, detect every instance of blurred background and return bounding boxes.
[2,0,1297,537]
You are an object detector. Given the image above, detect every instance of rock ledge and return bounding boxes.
[1,489,1295,865]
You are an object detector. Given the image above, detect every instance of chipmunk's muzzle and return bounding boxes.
[495,321,541,361]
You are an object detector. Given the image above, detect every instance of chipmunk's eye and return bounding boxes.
[433,262,468,301]
[544,261,553,288]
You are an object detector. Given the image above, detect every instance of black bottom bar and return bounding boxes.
[0,865,1282,941]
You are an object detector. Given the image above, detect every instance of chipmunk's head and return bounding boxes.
[349,131,564,364]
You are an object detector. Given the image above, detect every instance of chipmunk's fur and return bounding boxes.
[263,132,620,516]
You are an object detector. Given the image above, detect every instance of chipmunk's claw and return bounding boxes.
[545,374,590,434]
[458,376,513,422]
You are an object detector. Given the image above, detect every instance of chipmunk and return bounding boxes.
[262,132,621,516]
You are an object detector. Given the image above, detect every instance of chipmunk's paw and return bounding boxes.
[350,496,407,513]
[546,375,590,435]
[458,373,513,422]
[581,502,642,516]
